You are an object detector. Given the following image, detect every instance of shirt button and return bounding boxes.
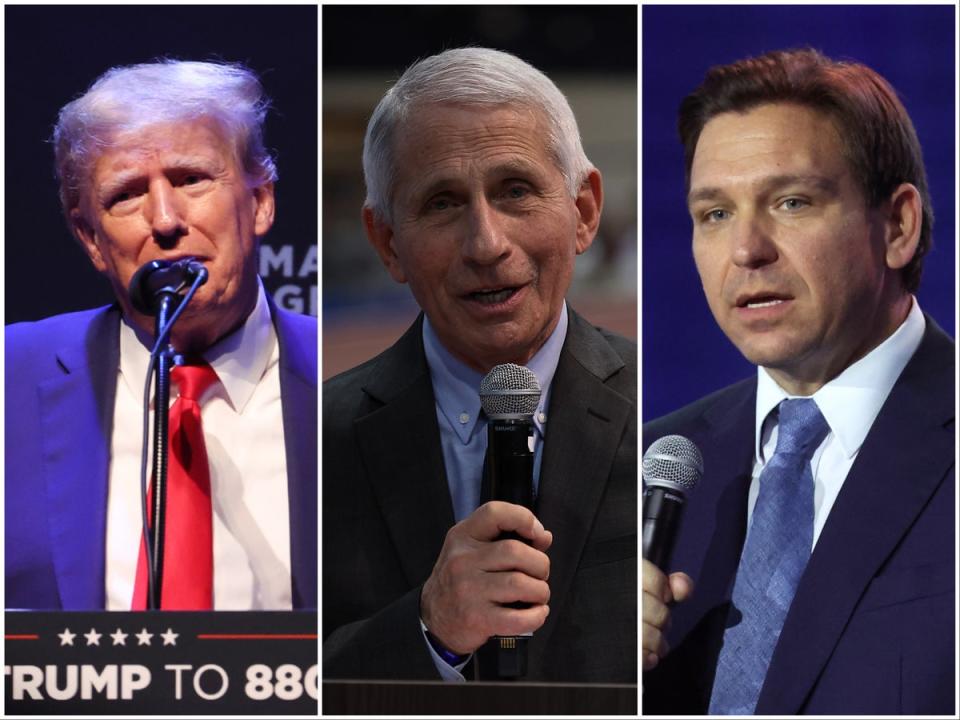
[538,412,547,424]
[459,412,470,424]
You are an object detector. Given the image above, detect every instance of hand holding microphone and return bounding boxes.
[420,501,552,656]
[420,363,551,674]
[642,435,701,671]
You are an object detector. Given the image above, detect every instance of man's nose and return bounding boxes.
[461,198,510,265]
[731,212,778,269]
[145,179,187,241]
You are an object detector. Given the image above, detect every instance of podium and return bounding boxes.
[4,611,317,715]
[323,679,637,715]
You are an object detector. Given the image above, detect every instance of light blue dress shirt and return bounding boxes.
[423,303,568,522]
[419,303,569,680]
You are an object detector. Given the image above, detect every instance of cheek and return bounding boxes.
[692,242,721,292]
[96,220,142,260]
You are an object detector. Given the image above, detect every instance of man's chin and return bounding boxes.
[730,333,806,371]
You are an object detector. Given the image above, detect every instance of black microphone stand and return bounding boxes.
[146,292,182,610]
[131,258,208,611]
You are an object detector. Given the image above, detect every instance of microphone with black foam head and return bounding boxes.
[478,363,541,679]
[129,257,208,317]
[642,435,703,571]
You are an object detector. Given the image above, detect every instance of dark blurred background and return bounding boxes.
[642,4,956,420]
[4,5,317,323]
[322,5,637,379]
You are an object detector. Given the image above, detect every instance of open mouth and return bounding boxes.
[468,287,519,305]
[736,293,790,309]
[745,298,784,309]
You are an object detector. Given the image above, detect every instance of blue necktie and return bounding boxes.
[709,398,830,715]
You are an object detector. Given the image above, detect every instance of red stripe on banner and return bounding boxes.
[5,635,40,640]
[196,633,318,640]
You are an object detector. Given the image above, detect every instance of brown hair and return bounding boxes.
[679,48,932,293]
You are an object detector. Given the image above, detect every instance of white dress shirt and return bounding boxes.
[750,297,926,548]
[105,282,291,609]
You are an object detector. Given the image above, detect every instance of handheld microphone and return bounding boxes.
[129,257,208,316]
[479,363,541,678]
[642,435,703,570]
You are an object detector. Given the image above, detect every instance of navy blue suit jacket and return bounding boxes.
[4,303,317,610]
[642,316,955,715]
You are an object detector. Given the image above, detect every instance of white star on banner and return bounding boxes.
[110,628,129,646]
[84,628,102,646]
[58,628,76,646]
[160,628,179,646]
[135,628,154,646]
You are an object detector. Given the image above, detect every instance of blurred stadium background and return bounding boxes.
[322,5,637,379]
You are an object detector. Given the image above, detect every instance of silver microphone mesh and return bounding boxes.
[479,363,541,419]
[642,435,703,493]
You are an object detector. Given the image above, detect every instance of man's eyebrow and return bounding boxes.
[686,186,726,207]
[687,174,840,207]
[95,155,222,197]
[409,160,543,200]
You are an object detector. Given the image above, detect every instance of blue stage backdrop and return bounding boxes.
[642,5,956,421]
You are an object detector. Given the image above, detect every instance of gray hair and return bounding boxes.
[362,47,593,223]
[54,59,277,215]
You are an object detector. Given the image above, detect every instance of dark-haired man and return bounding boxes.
[643,49,954,715]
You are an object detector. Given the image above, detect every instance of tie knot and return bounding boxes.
[774,398,829,458]
[171,362,219,401]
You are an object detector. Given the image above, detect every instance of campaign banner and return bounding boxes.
[4,610,317,715]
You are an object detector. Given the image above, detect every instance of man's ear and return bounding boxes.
[362,205,407,284]
[882,182,922,273]
[70,207,108,273]
[252,181,276,236]
[574,168,603,254]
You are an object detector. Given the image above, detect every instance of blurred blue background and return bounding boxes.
[642,4,956,421]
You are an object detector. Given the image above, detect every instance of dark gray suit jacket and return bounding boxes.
[322,308,636,681]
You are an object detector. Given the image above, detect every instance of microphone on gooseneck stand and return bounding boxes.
[130,257,208,318]
[478,363,542,679]
[129,256,208,610]
[642,435,703,571]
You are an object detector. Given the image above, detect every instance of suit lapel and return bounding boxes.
[354,317,454,587]
[273,306,318,609]
[672,383,755,629]
[41,307,119,609]
[648,381,756,711]
[529,310,633,664]
[758,320,956,713]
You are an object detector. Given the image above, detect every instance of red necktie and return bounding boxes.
[132,363,219,610]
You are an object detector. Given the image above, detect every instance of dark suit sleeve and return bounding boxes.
[321,339,451,680]
[323,585,441,679]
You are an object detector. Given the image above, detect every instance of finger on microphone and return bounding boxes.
[470,500,549,543]
[669,571,694,603]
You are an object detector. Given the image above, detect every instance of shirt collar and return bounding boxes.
[422,302,569,444]
[119,280,276,413]
[755,297,925,462]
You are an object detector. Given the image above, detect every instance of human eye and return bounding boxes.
[424,193,458,213]
[505,183,530,199]
[777,196,809,212]
[177,170,213,189]
[701,207,730,224]
[104,187,141,211]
